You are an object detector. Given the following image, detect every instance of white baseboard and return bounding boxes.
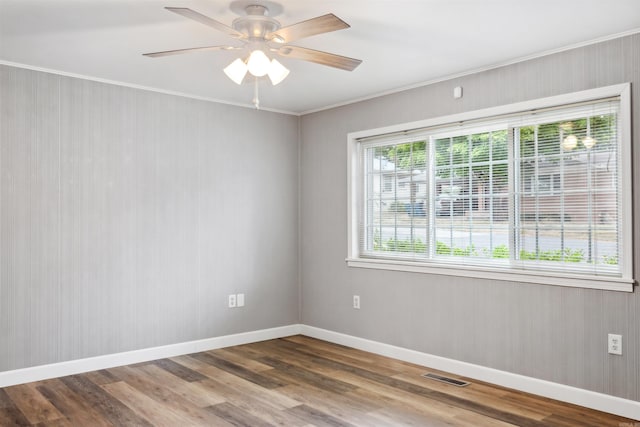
[2,323,638,421]
[0,324,301,388]
[300,325,640,421]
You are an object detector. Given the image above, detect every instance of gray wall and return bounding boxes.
[300,34,640,401]
[0,65,300,371]
[1,33,639,404]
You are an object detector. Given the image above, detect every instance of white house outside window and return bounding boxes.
[347,85,633,292]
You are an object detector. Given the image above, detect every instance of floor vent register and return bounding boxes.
[422,372,471,387]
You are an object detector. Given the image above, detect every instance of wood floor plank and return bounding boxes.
[367,407,463,427]
[258,356,357,394]
[59,375,154,427]
[287,403,357,427]
[452,410,520,427]
[106,365,225,424]
[171,357,312,426]
[342,375,477,425]
[275,382,389,426]
[210,348,274,372]
[391,372,549,421]
[174,356,305,414]
[189,351,286,389]
[256,337,508,423]
[283,336,413,371]
[243,340,347,377]
[35,379,114,427]
[501,391,634,426]
[206,401,276,427]
[134,363,227,408]
[101,380,232,427]
[283,336,458,382]
[0,336,635,426]
[197,379,310,427]
[201,378,310,425]
[31,417,74,427]
[3,383,64,425]
[83,369,120,386]
[254,339,539,425]
[273,343,553,426]
[278,337,404,377]
[151,358,208,382]
[0,406,31,426]
[100,381,196,427]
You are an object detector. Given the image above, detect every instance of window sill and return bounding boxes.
[345,257,634,292]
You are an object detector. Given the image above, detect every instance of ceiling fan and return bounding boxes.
[143,0,362,108]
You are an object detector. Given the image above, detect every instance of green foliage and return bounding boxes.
[435,241,451,255]
[375,238,426,253]
[519,114,617,159]
[373,230,381,251]
[563,249,585,263]
[519,123,561,158]
[376,238,596,265]
[602,255,618,265]
[519,249,538,260]
[375,115,616,193]
[491,244,510,259]
[380,141,426,171]
[434,130,508,183]
[519,248,584,262]
[453,245,477,257]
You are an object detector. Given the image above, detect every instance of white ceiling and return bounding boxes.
[1,0,639,115]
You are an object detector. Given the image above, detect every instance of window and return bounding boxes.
[525,173,561,195]
[383,175,394,192]
[347,84,633,291]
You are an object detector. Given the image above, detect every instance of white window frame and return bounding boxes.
[347,84,633,292]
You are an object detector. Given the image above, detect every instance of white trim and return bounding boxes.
[0,60,298,117]
[346,83,635,292]
[346,132,360,260]
[346,258,634,292]
[3,29,638,117]
[347,84,630,140]
[618,84,634,282]
[2,323,639,420]
[300,27,640,115]
[0,324,301,388]
[300,325,640,421]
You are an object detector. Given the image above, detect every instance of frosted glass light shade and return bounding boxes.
[267,59,289,85]
[224,58,248,85]
[247,50,271,77]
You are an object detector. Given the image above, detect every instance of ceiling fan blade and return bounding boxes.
[143,45,239,58]
[270,14,349,43]
[165,7,245,39]
[276,46,362,71]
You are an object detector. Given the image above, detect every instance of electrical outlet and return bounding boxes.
[353,295,360,309]
[608,333,622,355]
[228,294,237,308]
[237,293,245,307]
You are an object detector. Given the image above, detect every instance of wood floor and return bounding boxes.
[0,335,636,426]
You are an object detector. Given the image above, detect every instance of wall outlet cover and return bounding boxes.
[353,295,360,309]
[608,333,622,355]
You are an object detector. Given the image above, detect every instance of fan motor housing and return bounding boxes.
[232,5,280,39]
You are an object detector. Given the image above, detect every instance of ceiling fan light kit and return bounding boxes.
[267,58,290,85]
[144,1,361,109]
[223,58,249,84]
[223,52,289,86]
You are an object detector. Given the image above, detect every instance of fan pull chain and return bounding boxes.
[252,77,260,109]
